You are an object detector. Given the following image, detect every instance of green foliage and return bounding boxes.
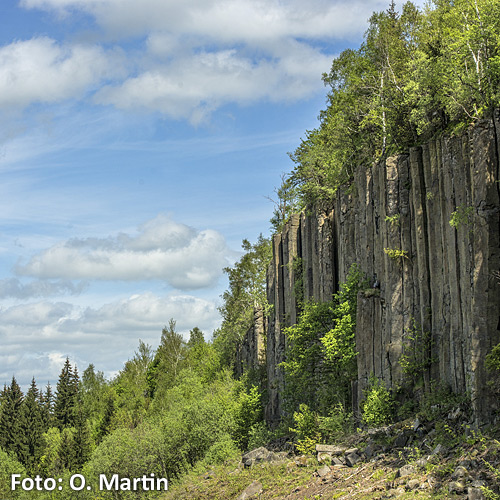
[417,381,471,422]
[385,213,400,227]
[292,256,304,307]
[0,447,27,499]
[113,340,152,429]
[268,173,301,232]
[282,264,365,414]
[200,433,240,466]
[0,377,27,463]
[486,342,500,400]
[54,358,79,429]
[290,404,320,455]
[233,385,262,450]
[361,377,394,427]
[85,421,167,499]
[449,205,474,229]
[213,235,271,368]
[399,317,434,386]
[486,342,500,372]
[146,319,187,398]
[246,421,275,450]
[286,0,500,208]
[20,378,45,472]
[318,403,353,442]
[185,329,222,383]
[384,247,409,260]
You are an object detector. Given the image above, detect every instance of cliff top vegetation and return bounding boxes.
[271,0,500,231]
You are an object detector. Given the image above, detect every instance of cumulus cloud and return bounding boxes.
[95,41,332,123]
[12,0,402,121]
[16,214,230,290]
[20,0,395,41]
[0,278,87,299]
[0,37,117,109]
[0,292,220,388]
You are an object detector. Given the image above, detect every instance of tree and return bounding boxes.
[287,1,500,208]
[113,340,152,428]
[54,358,78,429]
[40,383,55,430]
[213,236,271,367]
[0,377,26,462]
[19,378,44,471]
[146,320,187,398]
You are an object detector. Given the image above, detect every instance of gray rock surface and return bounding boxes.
[240,113,500,426]
[236,481,263,500]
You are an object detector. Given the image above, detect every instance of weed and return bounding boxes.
[399,318,434,387]
[384,247,409,261]
[385,214,401,227]
[361,377,394,427]
[449,205,474,229]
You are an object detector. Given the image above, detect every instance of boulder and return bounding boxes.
[236,481,263,500]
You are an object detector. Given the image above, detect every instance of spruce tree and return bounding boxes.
[0,377,27,462]
[54,358,78,429]
[72,404,91,470]
[41,383,54,430]
[20,378,44,471]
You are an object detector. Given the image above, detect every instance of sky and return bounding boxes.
[0,0,425,390]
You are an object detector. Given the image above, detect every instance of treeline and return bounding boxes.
[0,320,264,500]
[272,0,500,229]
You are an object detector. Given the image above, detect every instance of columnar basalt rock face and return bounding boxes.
[262,115,500,425]
[235,307,266,378]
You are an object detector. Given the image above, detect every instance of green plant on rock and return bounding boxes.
[418,381,471,422]
[486,341,500,401]
[290,404,320,455]
[449,205,474,229]
[291,256,304,307]
[486,342,500,372]
[318,403,353,441]
[385,214,400,227]
[361,377,394,427]
[399,317,434,388]
[384,247,409,261]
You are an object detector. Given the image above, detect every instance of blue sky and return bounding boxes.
[0,0,424,389]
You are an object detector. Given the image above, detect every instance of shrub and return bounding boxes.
[361,377,394,427]
[290,404,320,454]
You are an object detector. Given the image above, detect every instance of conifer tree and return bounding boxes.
[72,404,92,470]
[96,394,115,443]
[41,383,54,430]
[0,377,27,462]
[20,378,44,471]
[54,358,78,429]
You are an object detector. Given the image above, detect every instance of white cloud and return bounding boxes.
[16,214,230,290]
[20,0,397,41]
[0,292,220,388]
[0,278,87,299]
[0,37,117,109]
[8,0,429,121]
[95,42,332,123]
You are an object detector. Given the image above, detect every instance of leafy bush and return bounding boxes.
[399,318,434,387]
[282,264,365,415]
[233,384,262,450]
[417,382,471,422]
[318,403,353,441]
[200,433,240,466]
[0,447,28,499]
[290,404,320,454]
[361,377,394,427]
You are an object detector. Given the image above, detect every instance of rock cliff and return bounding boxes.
[247,114,500,425]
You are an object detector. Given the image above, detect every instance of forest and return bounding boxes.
[2,1,500,499]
